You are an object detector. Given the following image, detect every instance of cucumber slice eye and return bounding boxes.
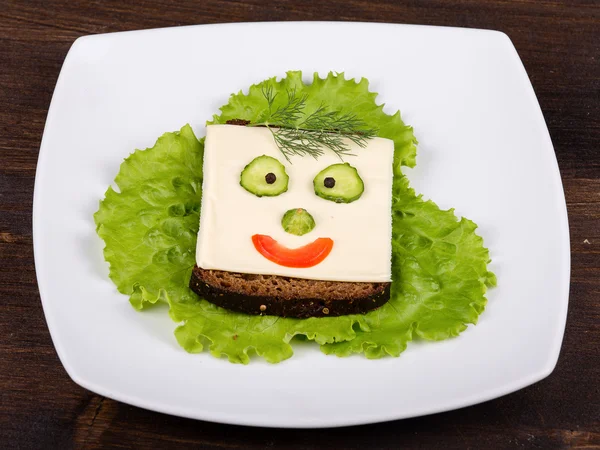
[313,163,364,203]
[240,155,289,197]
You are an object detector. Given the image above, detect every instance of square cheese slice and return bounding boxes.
[196,125,394,282]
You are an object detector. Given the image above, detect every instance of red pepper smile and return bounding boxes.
[251,234,334,268]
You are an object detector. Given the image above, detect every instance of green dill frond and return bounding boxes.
[249,87,378,161]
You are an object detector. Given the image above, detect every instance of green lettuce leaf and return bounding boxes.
[94,72,495,364]
[94,124,203,310]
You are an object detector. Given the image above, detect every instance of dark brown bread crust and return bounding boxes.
[225,119,251,126]
[190,266,391,318]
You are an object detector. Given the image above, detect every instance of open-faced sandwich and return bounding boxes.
[191,122,394,318]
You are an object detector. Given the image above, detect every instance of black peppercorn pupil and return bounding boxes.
[265,172,277,184]
[324,177,336,188]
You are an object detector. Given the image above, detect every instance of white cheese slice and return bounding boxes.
[196,124,394,282]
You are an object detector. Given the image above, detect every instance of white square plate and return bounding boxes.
[33,22,570,428]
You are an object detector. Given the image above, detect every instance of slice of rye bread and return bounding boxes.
[190,266,391,318]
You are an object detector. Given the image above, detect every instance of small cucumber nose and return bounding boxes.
[281,208,316,236]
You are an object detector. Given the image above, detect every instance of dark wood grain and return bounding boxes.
[1,1,598,448]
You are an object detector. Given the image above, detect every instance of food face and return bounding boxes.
[196,124,394,282]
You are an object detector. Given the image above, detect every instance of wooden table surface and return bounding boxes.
[1,1,599,448]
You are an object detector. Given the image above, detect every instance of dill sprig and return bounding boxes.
[249,85,378,161]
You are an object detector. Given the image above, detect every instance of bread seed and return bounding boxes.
[260,304,267,311]
[322,307,330,314]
